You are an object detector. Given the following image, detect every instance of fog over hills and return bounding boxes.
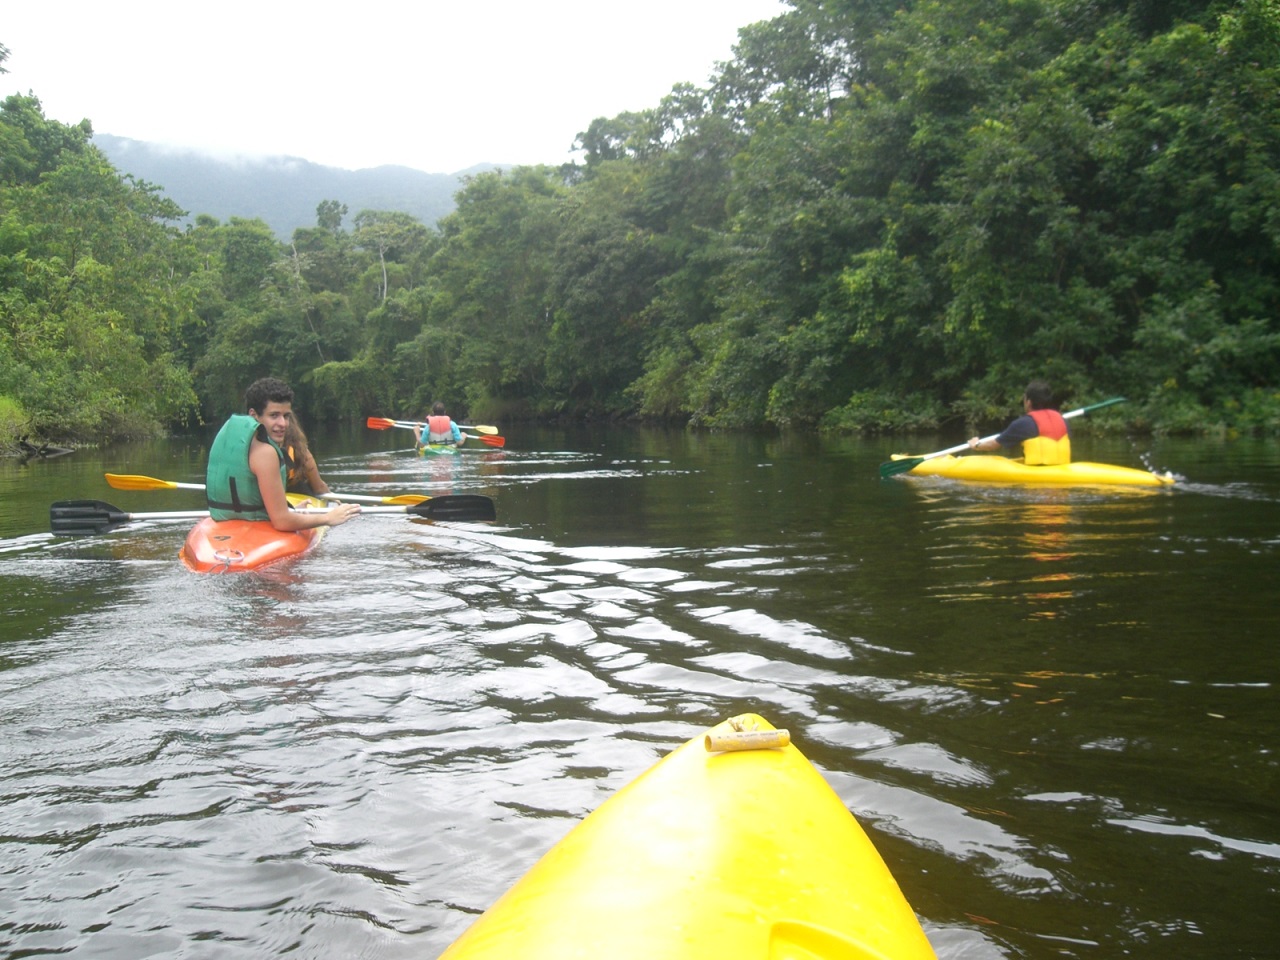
[95,134,499,238]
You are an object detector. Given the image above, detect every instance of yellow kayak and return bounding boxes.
[905,454,1174,487]
[439,714,936,960]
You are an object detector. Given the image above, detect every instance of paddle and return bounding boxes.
[366,417,499,435]
[462,432,505,448]
[365,417,506,448]
[104,473,431,505]
[51,495,497,537]
[296,496,495,521]
[51,502,212,537]
[879,397,1128,479]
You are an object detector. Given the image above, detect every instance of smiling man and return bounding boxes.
[205,377,359,531]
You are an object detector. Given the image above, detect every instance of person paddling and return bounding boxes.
[206,377,359,531]
[967,380,1072,465]
[415,401,465,449]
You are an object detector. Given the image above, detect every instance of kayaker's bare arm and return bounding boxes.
[249,439,358,531]
[968,437,1000,452]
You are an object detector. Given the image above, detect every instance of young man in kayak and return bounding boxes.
[206,377,359,531]
[966,380,1071,464]
[415,401,465,449]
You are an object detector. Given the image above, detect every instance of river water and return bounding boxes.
[1,425,1277,959]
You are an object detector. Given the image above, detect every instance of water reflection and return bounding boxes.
[901,483,1178,626]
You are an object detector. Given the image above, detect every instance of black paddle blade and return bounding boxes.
[50,500,127,536]
[410,494,496,522]
[879,457,923,479]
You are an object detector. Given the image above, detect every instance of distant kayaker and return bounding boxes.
[206,377,359,531]
[283,416,330,496]
[415,402,465,449]
[966,380,1072,465]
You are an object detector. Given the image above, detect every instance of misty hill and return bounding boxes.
[94,134,495,238]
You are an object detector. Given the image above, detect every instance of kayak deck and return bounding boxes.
[905,454,1174,487]
[439,714,936,960]
[179,494,327,573]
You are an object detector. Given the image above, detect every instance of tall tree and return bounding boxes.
[352,209,429,302]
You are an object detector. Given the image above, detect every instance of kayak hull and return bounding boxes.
[906,454,1174,487]
[418,442,480,456]
[179,495,327,573]
[439,714,935,960]
[418,443,458,456]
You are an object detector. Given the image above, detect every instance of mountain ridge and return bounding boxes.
[95,134,500,238]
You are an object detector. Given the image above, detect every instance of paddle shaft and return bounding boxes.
[83,508,211,521]
[148,479,203,492]
[52,494,496,536]
[365,417,504,446]
[320,492,424,504]
[296,494,495,521]
[104,473,428,505]
[424,434,505,448]
[369,418,497,434]
[293,505,435,515]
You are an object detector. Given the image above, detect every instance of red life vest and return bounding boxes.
[1023,409,1071,465]
[426,415,454,443]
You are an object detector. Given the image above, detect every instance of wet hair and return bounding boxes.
[431,401,446,416]
[284,415,310,453]
[1024,380,1054,410]
[245,377,294,413]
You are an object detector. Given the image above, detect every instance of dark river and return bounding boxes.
[1,424,1277,959]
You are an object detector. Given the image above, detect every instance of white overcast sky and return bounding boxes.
[2,1,788,173]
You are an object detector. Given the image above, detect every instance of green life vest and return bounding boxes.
[206,414,286,521]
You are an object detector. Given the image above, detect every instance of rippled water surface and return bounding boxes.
[2,426,1278,958]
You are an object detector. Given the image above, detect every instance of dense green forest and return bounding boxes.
[3,0,1279,448]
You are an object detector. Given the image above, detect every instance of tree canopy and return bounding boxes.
[4,0,1279,445]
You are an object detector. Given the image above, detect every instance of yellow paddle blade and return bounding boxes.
[104,473,179,491]
[381,494,430,505]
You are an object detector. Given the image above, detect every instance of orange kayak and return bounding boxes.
[179,495,327,573]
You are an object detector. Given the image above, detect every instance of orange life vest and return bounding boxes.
[1023,409,1071,465]
[426,415,454,443]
